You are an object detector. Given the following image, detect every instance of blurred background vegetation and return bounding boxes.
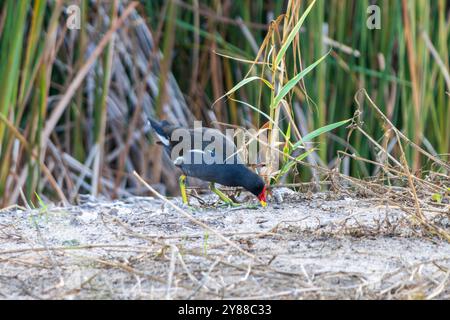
[0,0,448,207]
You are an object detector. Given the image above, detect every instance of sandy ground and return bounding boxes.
[0,189,449,299]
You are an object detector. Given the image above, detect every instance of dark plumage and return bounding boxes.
[148,118,267,206]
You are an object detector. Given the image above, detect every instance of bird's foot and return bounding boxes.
[209,183,242,208]
[179,175,189,206]
[217,200,241,208]
[218,202,262,211]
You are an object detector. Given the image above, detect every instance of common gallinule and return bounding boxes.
[148,118,267,207]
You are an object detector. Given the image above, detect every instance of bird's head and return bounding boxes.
[246,174,268,207]
[257,184,267,207]
[244,173,267,207]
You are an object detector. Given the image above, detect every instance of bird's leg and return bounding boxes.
[179,175,189,205]
[209,182,238,207]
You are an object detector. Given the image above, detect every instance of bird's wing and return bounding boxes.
[199,128,243,164]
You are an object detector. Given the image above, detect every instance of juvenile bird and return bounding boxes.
[148,118,267,207]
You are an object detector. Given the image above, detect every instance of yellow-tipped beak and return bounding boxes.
[260,200,267,207]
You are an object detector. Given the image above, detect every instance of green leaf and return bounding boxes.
[212,76,273,108]
[276,148,315,182]
[230,98,272,123]
[229,98,290,142]
[34,192,47,210]
[274,0,317,69]
[283,123,291,162]
[272,51,329,109]
[293,118,351,149]
[285,122,291,141]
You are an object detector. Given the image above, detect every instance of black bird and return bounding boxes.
[148,118,267,207]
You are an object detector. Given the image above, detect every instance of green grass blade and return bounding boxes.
[293,118,351,149]
[272,51,329,109]
[274,148,315,183]
[212,76,273,108]
[274,0,317,69]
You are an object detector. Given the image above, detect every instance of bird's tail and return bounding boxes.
[147,117,171,147]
